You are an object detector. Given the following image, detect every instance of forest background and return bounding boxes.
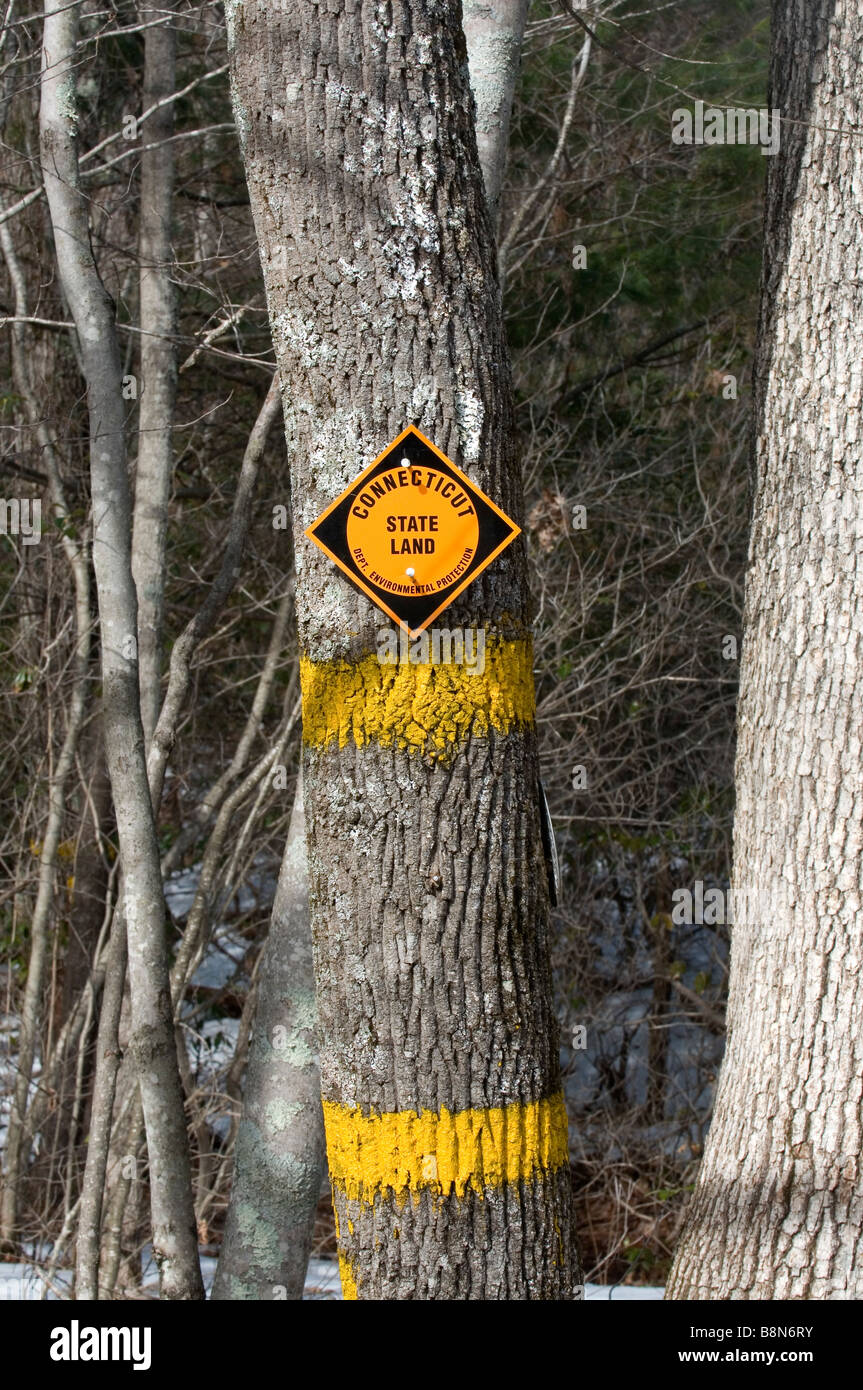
[0,0,768,1291]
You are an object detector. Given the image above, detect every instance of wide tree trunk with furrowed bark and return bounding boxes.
[667,0,863,1299]
[227,0,578,1299]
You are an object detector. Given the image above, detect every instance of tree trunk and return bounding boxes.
[667,0,863,1299]
[462,0,529,228]
[40,0,202,1299]
[228,0,578,1299]
[75,905,128,1299]
[213,769,325,1300]
[214,8,528,1303]
[131,1,177,746]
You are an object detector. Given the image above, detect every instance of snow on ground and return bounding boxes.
[0,1263,73,1300]
[0,1253,663,1301]
[0,1011,42,1158]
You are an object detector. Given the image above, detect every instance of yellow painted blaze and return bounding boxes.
[338,1252,358,1300]
[323,1093,569,1204]
[300,637,534,758]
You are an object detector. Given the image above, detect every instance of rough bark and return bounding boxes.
[131,2,178,746]
[228,0,578,1299]
[667,0,863,1299]
[462,0,529,228]
[40,0,202,1299]
[213,6,527,1302]
[213,769,325,1300]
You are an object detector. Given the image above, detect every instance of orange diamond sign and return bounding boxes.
[305,425,520,635]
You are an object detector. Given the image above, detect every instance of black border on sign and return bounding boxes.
[304,425,520,635]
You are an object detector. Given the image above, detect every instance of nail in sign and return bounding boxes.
[305,425,520,635]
